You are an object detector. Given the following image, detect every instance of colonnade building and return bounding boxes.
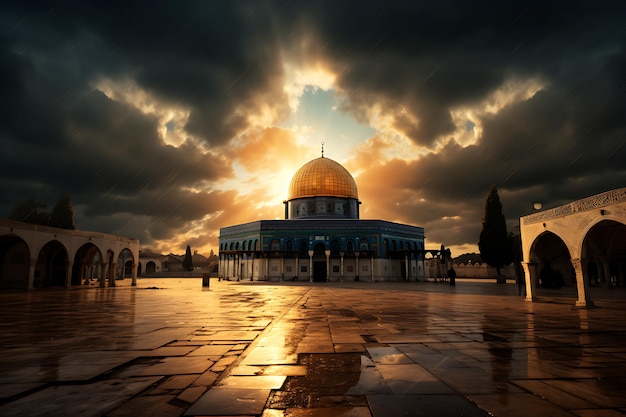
[218,154,426,282]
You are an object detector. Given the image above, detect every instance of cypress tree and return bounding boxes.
[183,245,193,271]
[49,194,75,229]
[479,185,514,282]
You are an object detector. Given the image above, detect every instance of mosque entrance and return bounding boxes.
[313,261,327,282]
[312,243,327,282]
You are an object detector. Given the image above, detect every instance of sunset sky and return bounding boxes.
[1,1,624,257]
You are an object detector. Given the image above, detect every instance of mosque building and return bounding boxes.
[218,150,426,282]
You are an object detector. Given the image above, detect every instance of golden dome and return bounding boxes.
[288,157,358,200]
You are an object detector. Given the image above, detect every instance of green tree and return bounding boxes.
[49,194,75,229]
[183,245,193,271]
[479,185,514,282]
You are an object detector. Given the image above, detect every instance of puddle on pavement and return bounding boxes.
[268,353,367,408]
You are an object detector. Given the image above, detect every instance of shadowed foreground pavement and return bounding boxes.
[0,278,625,417]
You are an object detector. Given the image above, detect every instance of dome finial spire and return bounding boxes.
[321,141,325,158]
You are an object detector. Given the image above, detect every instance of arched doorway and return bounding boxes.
[146,261,156,273]
[72,243,101,285]
[531,232,572,290]
[0,235,30,289]
[583,220,626,288]
[38,241,68,287]
[118,248,134,279]
[312,243,327,282]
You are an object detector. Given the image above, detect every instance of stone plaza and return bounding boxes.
[0,278,625,417]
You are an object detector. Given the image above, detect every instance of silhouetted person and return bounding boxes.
[448,267,456,286]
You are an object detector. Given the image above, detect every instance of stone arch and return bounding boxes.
[117,248,134,279]
[0,234,30,289]
[145,261,156,273]
[530,231,573,289]
[72,243,102,285]
[581,219,626,288]
[37,240,69,287]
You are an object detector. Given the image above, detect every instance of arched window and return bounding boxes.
[346,240,355,251]
[286,240,293,251]
[359,239,369,250]
[270,239,280,251]
[243,241,248,251]
[299,240,309,257]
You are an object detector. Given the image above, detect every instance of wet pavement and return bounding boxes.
[0,278,625,417]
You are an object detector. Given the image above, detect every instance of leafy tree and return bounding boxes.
[49,194,75,229]
[479,185,514,282]
[10,198,49,225]
[183,245,193,271]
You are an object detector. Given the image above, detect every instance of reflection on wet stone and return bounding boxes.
[270,353,363,408]
[2,279,626,416]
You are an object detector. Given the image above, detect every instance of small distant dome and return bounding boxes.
[288,157,358,200]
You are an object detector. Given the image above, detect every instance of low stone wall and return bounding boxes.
[425,259,516,279]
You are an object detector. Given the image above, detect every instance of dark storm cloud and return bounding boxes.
[279,1,625,146]
[1,0,624,253]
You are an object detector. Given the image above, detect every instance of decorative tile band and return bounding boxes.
[522,187,626,225]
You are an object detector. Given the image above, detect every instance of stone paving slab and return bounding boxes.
[0,376,161,417]
[1,278,626,416]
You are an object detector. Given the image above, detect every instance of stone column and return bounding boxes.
[281,254,285,281]
[100,263,107,287]
[523,262,537,302]
[371,256,375,282]
[27,258,37,290]
[325,250,330,281]
[108,261,116,287]
[339,252,345,282]
[308,250,313,282]
[405,254,409,281]
[571,258,594,308]
[65,260,73,288]
[600,256,611,286]
[295,256,300,281]
[131,263,137,286]
[355,252,360,281]
[250,252,256,281]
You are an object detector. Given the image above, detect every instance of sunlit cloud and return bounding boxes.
[94,77,193,148]
[2,1,623,262]
[282,61,337,113]
[449,77,547,147]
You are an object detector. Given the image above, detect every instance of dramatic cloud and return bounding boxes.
[1,1,624,256]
